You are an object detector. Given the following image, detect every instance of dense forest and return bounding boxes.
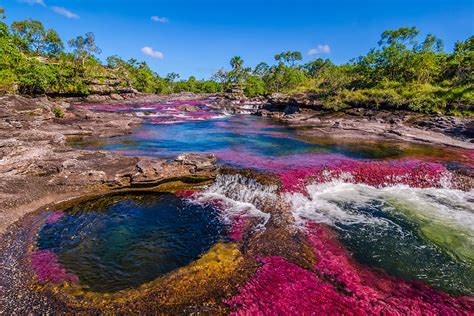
[0,7,472,115]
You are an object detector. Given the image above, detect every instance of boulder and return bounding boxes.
[175,153,217,171]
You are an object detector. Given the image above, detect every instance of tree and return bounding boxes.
[253,62,270,77]
[68,32,101,65]
[0,23,23,93]
[43,29,64,56]
[11,19,64,56]
[410,34,444,83]
[274,51,302,67]
[230,56,243,69]
[378,27,419,48]
[244,75,266,97]
[0,7,5,20]
[211,68,229,86]
[165,72,180,82]
[304,58,332,77]
[16,59,56,94]
[444,36,473,84]
[228,56,249,91]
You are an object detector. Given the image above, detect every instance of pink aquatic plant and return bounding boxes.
[279,159,450,193]
[226,224,473,314]
[306,223,473,314]
[45,211,65,224]
[31,250,78,284]
[77,100,226,125]
[228,215,247,241]
[212,150,451,192]
[175,189,197,198]
[226,255,355,314]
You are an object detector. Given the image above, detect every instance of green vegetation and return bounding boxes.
[0,11,219,97]
[52,106,64,118]
[0,9,472,115]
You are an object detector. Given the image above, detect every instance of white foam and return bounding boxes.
[285,180,474,237]
[192,174,274,227]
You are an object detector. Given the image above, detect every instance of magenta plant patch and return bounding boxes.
[31,250,78,284]
[45,211,65,224]
[227,224,473,314]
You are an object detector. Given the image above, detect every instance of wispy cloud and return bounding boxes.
[19,0,46,6]
[308,44,331,55]
[51,6,80,19]
[141,46,164,59]
[151,16,169,23]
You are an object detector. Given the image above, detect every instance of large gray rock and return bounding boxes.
[175,153,217,171]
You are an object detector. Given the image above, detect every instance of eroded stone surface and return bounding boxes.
[0,95,217,235]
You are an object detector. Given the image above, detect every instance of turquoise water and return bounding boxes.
[69,115,468,166]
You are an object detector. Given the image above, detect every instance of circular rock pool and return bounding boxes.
[35,192,226,293]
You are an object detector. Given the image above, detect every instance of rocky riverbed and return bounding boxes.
[0,93,473,314]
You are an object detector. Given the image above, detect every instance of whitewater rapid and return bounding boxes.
[192,174,274,228]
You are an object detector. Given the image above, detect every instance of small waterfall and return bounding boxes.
[192,174,275,228]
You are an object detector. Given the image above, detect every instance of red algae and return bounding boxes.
[227,224,473,315]
[226,256,355,315]
[45,211,65,224]
[212,150,450,192]
[31,250,78,284]
[77,100,226,125]
[229,215,247,241]
[279,159,450,193]
[175,189,197,198]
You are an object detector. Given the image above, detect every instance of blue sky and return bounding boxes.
[3,0,473,79]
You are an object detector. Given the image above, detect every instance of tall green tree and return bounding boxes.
[11,19,64,56]
[68,32,101,65]
[227,56,249,91]
[230,56,244,69]
[444,36,473,84]
[274,51,302,67]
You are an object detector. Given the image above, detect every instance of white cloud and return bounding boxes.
[308,44,331,55]
[151,16,169,23]
[141,46,164,59]
[51,6,80,19]
[19,0,46,6]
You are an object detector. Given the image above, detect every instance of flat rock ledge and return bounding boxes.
[0,95,216,235]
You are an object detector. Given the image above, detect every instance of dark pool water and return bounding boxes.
[36,193,226,292]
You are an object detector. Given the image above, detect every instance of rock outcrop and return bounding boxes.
[0,95,217,235]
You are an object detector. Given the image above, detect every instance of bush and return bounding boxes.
[16,59,56,95]
[52,106,64,118]
[244,75,266,97]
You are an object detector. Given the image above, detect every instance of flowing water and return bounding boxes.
[62,100,474,299]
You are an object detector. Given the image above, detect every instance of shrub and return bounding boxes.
[52,107,64,118]
[16,59,55,95]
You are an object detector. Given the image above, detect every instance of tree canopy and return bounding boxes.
[0,14,472,115]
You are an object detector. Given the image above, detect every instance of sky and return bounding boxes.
[2,0,473,79]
